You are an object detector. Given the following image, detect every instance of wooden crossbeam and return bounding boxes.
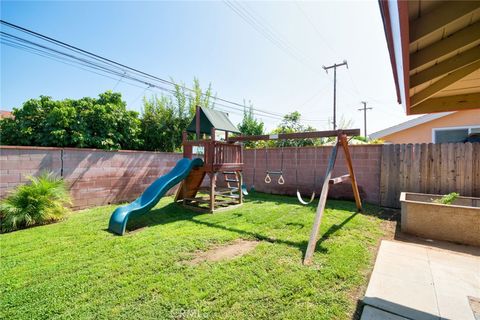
[410,92,480,114]
[410,46,480,88]
[329,174,350,185]
[410,60,480,107]
[227,129,360,142]
[409,1,480,44]
[410,22,480,71]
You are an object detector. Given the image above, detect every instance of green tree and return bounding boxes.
[269,111,317,147]
[237,101,265,148]
[140,78,216,152]
[0,91,142,150]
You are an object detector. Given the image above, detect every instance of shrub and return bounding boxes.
[0,172,72,232]
[433,192,459,205]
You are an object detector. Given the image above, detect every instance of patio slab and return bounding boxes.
[361,305,410,320]
[363,239,480,320]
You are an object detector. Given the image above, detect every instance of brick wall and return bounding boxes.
[1,146,62,197]
[0,144,382,210]
[242,145,382,204]
[0,146,182,209]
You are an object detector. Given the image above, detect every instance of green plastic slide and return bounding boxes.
[108,157,204,235]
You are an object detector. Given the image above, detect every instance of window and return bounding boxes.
[433,126,480,143]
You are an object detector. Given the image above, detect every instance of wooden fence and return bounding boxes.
[380,143,480,208]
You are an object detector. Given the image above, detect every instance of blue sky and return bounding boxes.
[1,0,413,135]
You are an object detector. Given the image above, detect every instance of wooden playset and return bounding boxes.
[179,106,363,264]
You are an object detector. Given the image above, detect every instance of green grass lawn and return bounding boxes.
[0,192,386,320]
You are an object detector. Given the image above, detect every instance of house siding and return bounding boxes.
[380,109,480,143]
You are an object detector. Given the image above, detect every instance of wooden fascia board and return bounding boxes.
[379,0,402,104]
[398,0,411,114]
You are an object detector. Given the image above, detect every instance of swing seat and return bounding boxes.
[296,190,316,205]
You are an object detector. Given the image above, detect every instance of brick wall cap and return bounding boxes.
[245,144,383,151]
[0,145,182,155]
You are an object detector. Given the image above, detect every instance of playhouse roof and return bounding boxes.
[186,106,240,135]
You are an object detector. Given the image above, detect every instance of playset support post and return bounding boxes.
[303,133,363,265]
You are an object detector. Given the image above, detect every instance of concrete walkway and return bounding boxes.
[362,240,480,320]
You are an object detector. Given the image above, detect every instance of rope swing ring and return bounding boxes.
[264,145,285,185]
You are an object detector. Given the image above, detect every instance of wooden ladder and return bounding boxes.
[222,171,241,193]
[303,133,362,265]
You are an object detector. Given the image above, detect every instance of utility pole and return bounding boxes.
[358,101,372,140]
[323,60,348,130]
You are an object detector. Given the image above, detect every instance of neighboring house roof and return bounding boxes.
[187,107,240,135]
[369,111,454,139]
[0,110,13,119]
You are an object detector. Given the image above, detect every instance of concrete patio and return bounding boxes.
[361,239,480,320]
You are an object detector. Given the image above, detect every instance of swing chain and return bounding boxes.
[278,145,285,184]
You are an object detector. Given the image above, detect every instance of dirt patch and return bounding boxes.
[187,239,259,265]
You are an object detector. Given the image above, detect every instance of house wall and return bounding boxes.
[380,109,480,143]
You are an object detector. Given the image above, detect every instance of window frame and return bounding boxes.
[432,125,480,143]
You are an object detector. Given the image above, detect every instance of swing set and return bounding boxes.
[227,129,363,265]
[181,107,362,264]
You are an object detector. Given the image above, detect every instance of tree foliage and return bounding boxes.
[140,78,216,152]
[0,78,217,152]
[269,111,317,147]
[0,92,142,150]
[237,102,265,148]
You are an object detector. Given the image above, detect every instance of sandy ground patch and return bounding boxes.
[188,239,259,264]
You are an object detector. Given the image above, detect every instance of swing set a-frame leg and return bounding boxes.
[303,134,362,265]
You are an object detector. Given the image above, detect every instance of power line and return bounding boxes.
[1,33,283,122]
[224,1,323,74]
[112,72,126,91]
[0,19,287,119]
[1,19,334,127]
[294,2,339,58]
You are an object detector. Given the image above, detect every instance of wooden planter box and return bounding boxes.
[400,192,480,246]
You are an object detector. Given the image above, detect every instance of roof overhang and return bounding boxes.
[379,0,480,115]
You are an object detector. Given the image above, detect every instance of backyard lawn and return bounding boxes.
[1,193,387,320]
